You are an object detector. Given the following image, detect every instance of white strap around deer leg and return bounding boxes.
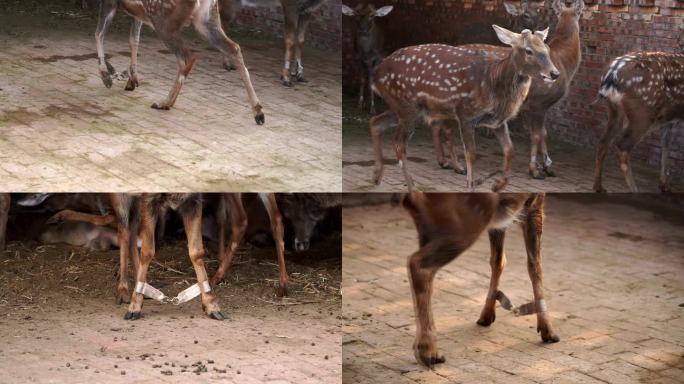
[135,281,167,302]
[170,281,211,306]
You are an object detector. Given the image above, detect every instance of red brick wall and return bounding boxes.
[235,0,342,51]
[343,0,684,177]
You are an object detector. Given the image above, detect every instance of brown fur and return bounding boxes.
[403,193,558,367]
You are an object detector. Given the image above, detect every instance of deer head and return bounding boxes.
[493,25,560,83]
[341,3,393,34]
[504,0,554,31]
[549,0,585,18]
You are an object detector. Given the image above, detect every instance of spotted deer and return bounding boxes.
[371,25,559,191]
[432,0,583,178]
[593,52,684,193]
[0,193,9,251]
[341,3,393,114]
[95,0,265,124]
[401,192,558,367]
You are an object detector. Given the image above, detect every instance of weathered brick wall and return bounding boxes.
[235,0,342,51]
[343,0,684,177]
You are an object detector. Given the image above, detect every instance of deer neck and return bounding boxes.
[549,16,581,74]
[486,53,531,125]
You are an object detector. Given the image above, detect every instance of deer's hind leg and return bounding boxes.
[593,103,622,193]
[659,123,673,193]
[124,19,143,91]
[95,0,118,88]
[429,117,465,174]
[211,193,247,286]
[151,33,196,110]
[492,122,514,192]
[520,195,559,343]
[524,111,547,180]
[294,12,313,83]
[194,9,265,124]
[260,193,288,297]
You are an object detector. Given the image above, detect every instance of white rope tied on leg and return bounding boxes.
[170,281,211,306]
[135,281,168,302]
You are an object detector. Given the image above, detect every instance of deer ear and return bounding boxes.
[536,27,550,41]
[374,6,393,17]
[552,0,564,15]
[341,4,355,16]
[574,0,585,17]
[492,25,520,46]
[503,1,523,16]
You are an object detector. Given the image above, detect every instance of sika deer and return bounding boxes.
[594,52,684,193]
[95,0,265,124]
[371,25,559,191]
[401,192,558,367]
[0,193,9,251]
[342,3,393,114]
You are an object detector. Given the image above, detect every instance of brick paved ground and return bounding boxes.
[342,101,684,193]
[0,16,341,192]
[342,195,684,383]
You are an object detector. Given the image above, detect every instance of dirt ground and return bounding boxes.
[0,228,342,383]
[342,195,684,384]
[342,98,684,193]
[0,1,341,192]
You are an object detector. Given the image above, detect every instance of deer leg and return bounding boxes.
[394,118,415,191]
[431,120,447,169]
[477,229,506,327]
[659,123,673,193]
[124,19,142,91]
[525,113,546,180]
[294,12,312,83]
[125,203,157,320]
[281,18,297,87]
[593,105,622,193]
[358,74,366,111]
[95,0,117,88]
[520,195,559,343]
[370,110,398,185]
[211,193,247,286]
[260,193,288,297]
[182,202,224,320]
[197,18,265,125]
[0,193,9,251]
[540,115,555,177]
[150,34,195,110]
[46,209,117,227]
[492,122,514,192]
[460,122,476,190]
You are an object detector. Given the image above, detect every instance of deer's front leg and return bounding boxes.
[369,110,397,185]
[492,122,514,192]
[260,193,288,296]
[521,195,559,343]
[211,193,247,286]
[125,19,142,91]
[539,116,555,177]
[125,204,156,320]
[294,13,312,83]
[95,0,117,88]
[393,118,415,191]
[281,18,297,87]
[477,229,506,326]
[182,203,224,320]
[460,122,476,190]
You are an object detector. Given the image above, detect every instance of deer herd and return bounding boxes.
[0,193,339,320]
[345,0,683,192]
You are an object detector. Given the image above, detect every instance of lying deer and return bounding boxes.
[95,0,265,124]
[219,0,326,87]
[0,193,9,251]
[341,3,393,114]
[594,52,684,192]
[401,192,558,367]
[277,193,341,251]
[371,25,559,191]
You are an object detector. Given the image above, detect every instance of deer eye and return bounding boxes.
[525,48,533,55]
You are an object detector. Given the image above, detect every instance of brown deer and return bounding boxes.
[0,193,9,251]
[342,3,393,114]
[432,0,583,179]
[371,25,559,191]
[219,0,326,87]
[95,0,265,124]
[401,192,558,367]
[593,52,684,193]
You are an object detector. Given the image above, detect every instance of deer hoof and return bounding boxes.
[276,285,288,298]
[530,170,546,180]
[282,79,293,87]
[296,75,308,84]
[372,169,383,185]
[209,311,226,321]
[454,167,467,175]
[414,344,446,367]
[151,102,170,110]
[105,61,116,75]
[476,311,496,327]
[593,185,607,193]
[124,78,138,91]
[124,311,141,320]
[438,161,450,170]
[543,168,557,177]
[255,111,265,125]
[492,178,508,192]
[100,73,113,89]
[115,290,130,305]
